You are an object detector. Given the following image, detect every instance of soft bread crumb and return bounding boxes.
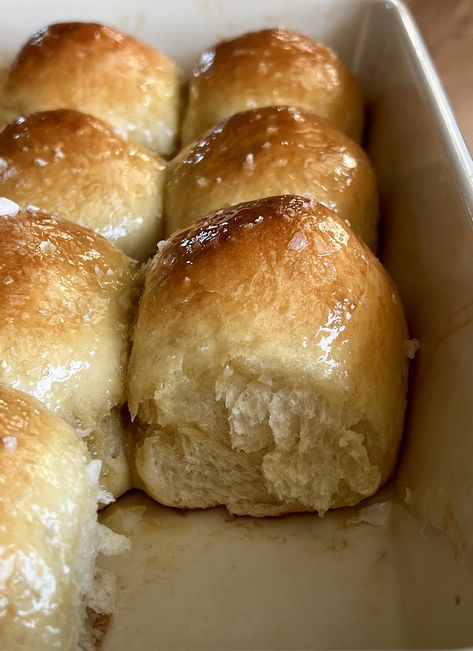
[87,567,118,615]
[80,524,130,650]
[81,569,118,650]
[85,460,103,486]
[405,338,420,359]
[347,501,392,526]
[100,504,147,537]
[96,522,131,556]
[404,486,413,504]
[129,195,409,516]
[98,487,115,507]
[77,427,93,438]
[137,363,383,516]
[83,611,112,650]
[156,238,170,254]
[85,460,115,507]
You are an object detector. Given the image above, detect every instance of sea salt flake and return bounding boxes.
[39,241,57,253]
[289,231,308,252]
[243,153,255,169]
[0,197,20,217]
[2,436,17,451]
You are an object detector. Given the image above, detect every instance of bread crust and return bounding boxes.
[182,28,363,145]
[0,385,97,650]
[0,205,138,497]
[1,22,181,155]
[128,196,409,515]
[0,109,165,260]
[166,106,377,246]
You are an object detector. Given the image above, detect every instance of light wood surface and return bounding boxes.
[406,0,473,153]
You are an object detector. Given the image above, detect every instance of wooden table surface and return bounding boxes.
[406,0,473,153]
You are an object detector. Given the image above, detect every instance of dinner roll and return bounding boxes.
[182,28,363,145]
[166,106,377,247]
[0,200,139,499]
[0,385,99,650]
[0,110,166,261]
[128,195,409,516]
[0,22,180,156]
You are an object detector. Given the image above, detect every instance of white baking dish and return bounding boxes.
[2,0,473,648]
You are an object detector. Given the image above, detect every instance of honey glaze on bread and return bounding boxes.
[0,22,181,156]
[0,385,99,650]
[0,202,139,499]
[182,28,363,145]
[128,195,409,516]
[0,110,166,261]
[166,106,378,247]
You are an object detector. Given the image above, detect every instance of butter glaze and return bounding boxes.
[0,207,138,497]
[1,22,181,156]
[166,106,378,247]
[128,195,409,516]
[182,28,363,145]
[0,386,97,650]
[0,109,165,260]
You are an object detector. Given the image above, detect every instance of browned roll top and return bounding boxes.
[0,109,165,260]
[182,28,363,145]
[0,22,181,156]
[166,106,377,247]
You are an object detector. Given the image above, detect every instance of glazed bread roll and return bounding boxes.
[0,110,166,261]
[166,106,378,247]
[0,199,139,499]
[0,22,180,156]
[127,195,409,516]
[0,385,99,650]
[182,28,363,145]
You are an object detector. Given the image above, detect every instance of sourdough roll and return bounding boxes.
[0,110,166,261]
[166,106,377,247]
[0,385,99,650]
[0,22,180,156]
[0,200,138,498]
[128,195,409,516]
[182,28,363,145]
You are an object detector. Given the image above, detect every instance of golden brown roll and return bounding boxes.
[127,195,410,516]
[181,28,363,145]
[0,22,180,156]
[166,106,377,247]
[0,200,139,499]
[0,110,166,261]
[0,385,99,650]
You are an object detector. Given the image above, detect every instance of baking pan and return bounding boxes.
[1,0,472,648]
